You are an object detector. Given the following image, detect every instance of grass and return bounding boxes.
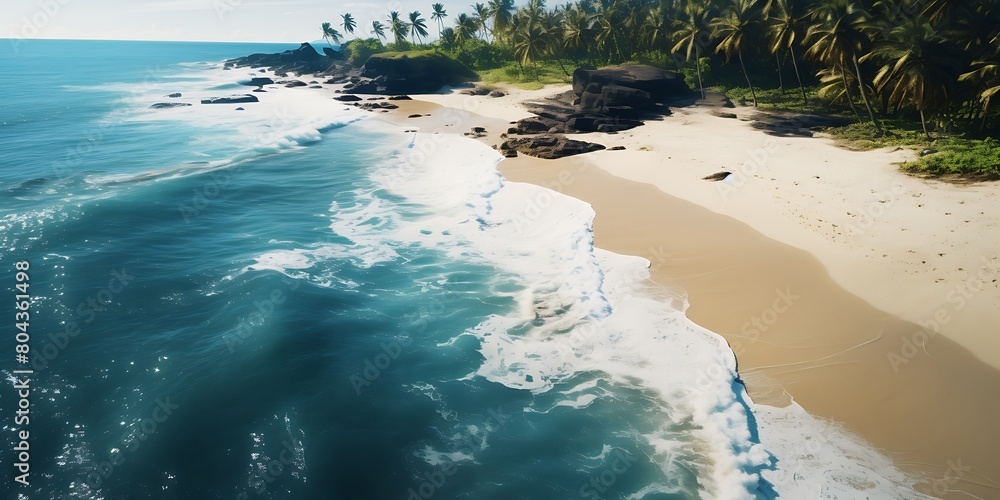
[477,60,572,90]
[718,85,832,114]
[823,121,1000,179]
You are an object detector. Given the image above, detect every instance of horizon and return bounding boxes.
[2,0,482,45]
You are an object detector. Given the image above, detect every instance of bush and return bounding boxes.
[904,138,1000,178]
[448,39,510,70]
[342,38,386,66]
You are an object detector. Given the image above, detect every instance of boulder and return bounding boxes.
[488,90,506,98]
[565,115,643,133]
[150,102,192,109]
[388,95,412,100]
[509,116,562,135]
[334,95,363,102]
[601,84,653,109]
[500,135,605,159]
[281,80,308,87]
[166,93,182,98]
[461,87,490,96]
[572,65,690,100]
[224,42,344,76]
[240,77,274,87]
[200,95,259,104]
[357,51,477,94]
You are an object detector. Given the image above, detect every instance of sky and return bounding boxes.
[2,0,458,43]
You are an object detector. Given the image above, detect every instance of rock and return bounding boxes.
[200,95,259,104]
[252,89,267,92]
[565,115,643,133]
[388,95,412,100]
[702,171,733,182]
[358,101,399,110]
[334,95,362,102]
[325,76,350,84]
[150,102,192,109]
[356,52,477,94]
[714,112,738,119]
[240,77,274,87]
[601,84,653,109]
[408,114,422,118]
[224,42,344,76]
[501,135,605,159]
[166,93,182,98]
[310,85,323,89]
[510,116,562,135]
[502,149,518,158]
[609,146,626,151]
[235,107,245,111]
[572,65,690,101]
[281,80,308,87]
[461,87,490,96]
[367,97,383,100]
[920,149,938,157]
[488,90,506,98]
[470,126,487,137]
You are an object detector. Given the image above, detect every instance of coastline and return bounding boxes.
[369,87,1000,498]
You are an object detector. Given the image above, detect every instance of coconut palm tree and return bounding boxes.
[431,3,448,38]
[490,0,517,42]
[672,3,712,99]
[767,0,809,104]
[371,21,388,42]
[341,13,357,39]
[512,14,551,76]
[713,0,760,106]
[806,0,881,131]
[321,22,343,48]
[472,2,493,40]
[388,11,411,44]
[866,19,963,137]
[562,4,596,62]
[455,13,480,45]
[409,11,430,43]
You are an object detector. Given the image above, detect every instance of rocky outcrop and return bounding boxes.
[500,135,605,159]
[345,51,477,95]
[150,102,192,109]
[239,77,274,88]
[280,80,308,87]
[166,93,182,98]
[572,65,690,100]
[224,42,346,76]
[200,95,259,105]
[334,95,363,102]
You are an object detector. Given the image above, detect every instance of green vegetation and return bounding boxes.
[320,0,1000,180]
[341,38,386,66]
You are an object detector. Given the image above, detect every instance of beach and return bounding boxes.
[375,86,1000,498]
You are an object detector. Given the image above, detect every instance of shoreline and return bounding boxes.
[367,87,1000,498]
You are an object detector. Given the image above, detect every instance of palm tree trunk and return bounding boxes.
[920,109,930,139]
[852,55,882,134]
[695,45,705,99]
[775,53,785,93]
[840,63,862,121]
[789,45,807,105]
[982,97,992,132]
[738,50,758,107]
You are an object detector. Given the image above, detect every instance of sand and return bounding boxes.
[348,85,1000,498]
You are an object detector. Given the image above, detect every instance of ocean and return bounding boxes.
[1,39,924,499]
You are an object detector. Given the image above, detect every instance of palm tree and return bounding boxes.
[713,0,760,106]
[341,13,357,39]
[409,11,429,43]
[490,0,517,43]
[321,22,343,48]
[806,0,881,131]
[672,4,712,99]
[371,21,387,42]
[866,19,963,137]
[388,11,411,44]
[431,3,448,38]
[512,14,551,76]
[455,13,479,45]
[768,0,809,104]
[440,27,459,48]
[562,4,596,63]
[473,2,493,40]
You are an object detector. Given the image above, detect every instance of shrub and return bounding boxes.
[342,38,386,66]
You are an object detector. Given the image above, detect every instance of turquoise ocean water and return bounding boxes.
[0,40,922,500]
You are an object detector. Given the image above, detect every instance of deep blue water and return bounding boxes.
[0,39,784,500]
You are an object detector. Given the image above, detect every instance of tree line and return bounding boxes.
[321,0,1000,136]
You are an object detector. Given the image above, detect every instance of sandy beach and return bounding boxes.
[368,86,1000,498]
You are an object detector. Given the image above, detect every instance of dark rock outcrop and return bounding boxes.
[489,90,506,98]
[357,101,399,110]
[224,42,346,76]
[166,93,182,98]
[508,116,562,135]
[388,95,413,100]
[460,87,490,96]
[281,80,308,87]
[334,95,363,102]
[346,51,477,94]
[239,77,274,87]
[500,135,605,159]
[150,102,192,109]
[200,95,259,105]
[572,65,690,101]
